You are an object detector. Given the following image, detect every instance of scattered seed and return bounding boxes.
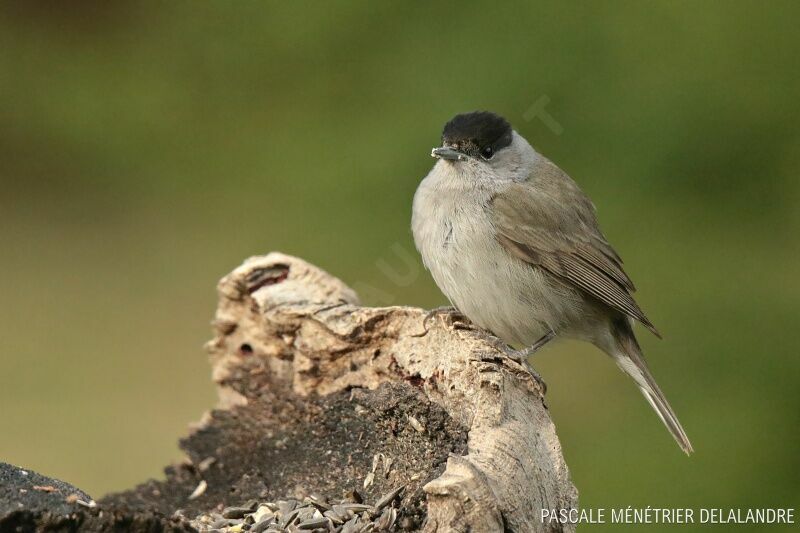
[76,499,97,509]
[223,506,253,519]
[32,485,57,493]
[252,506,274,524]
[297,517,329,529]
[374,507,396,530]
[370,454,382,473]
[191,476,407,532]
[362,472,374,489]
[342,504,371,514]
[373,486,404,512]
[306,494,331,512]
[198,457,217,472]
[407,415,425,433]
[340,517,361,533]
[279,506,301,528]
[323,509,344,525]
[188,479,208,500]
[210,518,239,528]
[277,500,297,517]
[250,517,275,533]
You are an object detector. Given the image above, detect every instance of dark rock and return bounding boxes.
[0,462,92,517]
[0,463,194,532]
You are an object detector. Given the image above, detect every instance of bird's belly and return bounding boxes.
[422,217,581,346]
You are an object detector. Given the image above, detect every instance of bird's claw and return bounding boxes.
[471,330,550,394]
[412,306,474,337]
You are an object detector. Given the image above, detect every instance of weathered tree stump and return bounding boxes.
[1,253,577,532]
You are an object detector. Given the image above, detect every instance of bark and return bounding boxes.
[200,252,578,532]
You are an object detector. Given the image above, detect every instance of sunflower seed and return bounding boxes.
[223,506,254,519]
[277,500,297,514]
[197,456,217,472]
[371,454,382,473]
[210,518,240,528]
[373,486,404,512]
[250,518,276,533]
[323,509,344,525]
[374,508,396,531]
[279,506,301,528]
[341,504,371,514]
[297,517,329,530]
[340,517,361,533]
[252,506,275,523]
[306,494,331,511]
[407,415,425,433]
[188,480,208,500]
[362,472,374,489]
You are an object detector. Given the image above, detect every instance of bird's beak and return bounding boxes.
[431,146,466,161]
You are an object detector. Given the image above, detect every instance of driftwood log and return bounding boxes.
[1,253,577,533]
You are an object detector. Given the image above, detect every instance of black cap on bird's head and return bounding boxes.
[432,111,513,161]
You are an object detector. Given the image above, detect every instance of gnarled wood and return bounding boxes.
[203,252,577,532]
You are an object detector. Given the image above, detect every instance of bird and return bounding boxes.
[411,110,693,454]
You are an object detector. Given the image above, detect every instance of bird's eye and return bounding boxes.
[481,146,494,159]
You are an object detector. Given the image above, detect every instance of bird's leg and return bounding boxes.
[413,306,475,337]
[472,329,556,392]
[510,330,557,360]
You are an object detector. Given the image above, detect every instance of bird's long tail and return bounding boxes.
[612,321,694,455]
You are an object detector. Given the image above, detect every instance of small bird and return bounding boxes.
[412,111,692,454]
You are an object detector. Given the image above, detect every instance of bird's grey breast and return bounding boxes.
[412,172,541,342]
[412,164,586,345]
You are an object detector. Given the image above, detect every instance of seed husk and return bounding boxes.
[373,486,404,512]
[197,456,217,472]
[374,507,396,531]
[250,517,275,533]
[342,504,372,514]
[340,517,361,533]
[223,506,254,519]
[297,517,329,530]
[407,415,425,433]
[362,472,374,489]
[188,479,208,500]
[279,506,301,528]
[252,506,275,523]
[323,509,345,525]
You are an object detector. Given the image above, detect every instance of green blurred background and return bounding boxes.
[1,1,798,530]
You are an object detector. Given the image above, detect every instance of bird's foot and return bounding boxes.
[412,306,475,337]
[472,330,554,393]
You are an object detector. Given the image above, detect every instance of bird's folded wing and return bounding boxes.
[491,179,660,338]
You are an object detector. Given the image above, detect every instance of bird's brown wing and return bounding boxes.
[491,162,660,337]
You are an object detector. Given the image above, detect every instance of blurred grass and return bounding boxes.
[1,1,798,530]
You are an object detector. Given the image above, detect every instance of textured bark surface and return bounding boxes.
[1,252,577,532]
[192,252,578,532]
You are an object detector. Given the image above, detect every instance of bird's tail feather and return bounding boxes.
[613,325,694,455]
